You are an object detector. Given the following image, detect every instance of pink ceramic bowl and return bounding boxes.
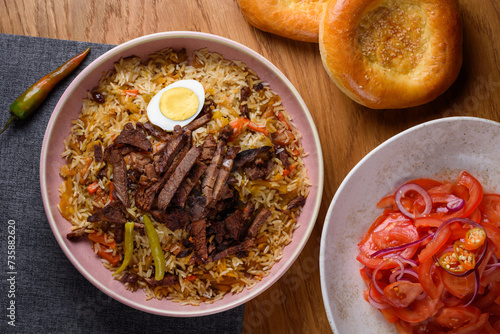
[40,31,323,316]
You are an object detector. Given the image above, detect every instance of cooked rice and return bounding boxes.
[58,48,310,305]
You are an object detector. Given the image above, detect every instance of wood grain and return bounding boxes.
[2,0,500,333]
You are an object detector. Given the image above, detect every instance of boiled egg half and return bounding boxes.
[146,79,205,131]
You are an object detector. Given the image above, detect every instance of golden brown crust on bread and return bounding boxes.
[319,0,463,109]
[238,0,329,43]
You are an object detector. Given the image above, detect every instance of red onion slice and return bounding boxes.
[395,183,432,218]
[371,257,405,295]
[463,270,481,307]
[368,284,391,310]
[446,198,465,212]
[389,268,419,283]
[484,263,500,276]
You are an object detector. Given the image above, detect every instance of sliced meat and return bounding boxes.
[114,122,152,152]
[211,146,240,205]
[87,202,127,224]
[219,124,234,141]
[189,197,207,221]
[133,222,145,235]
[97,165,108,180]
[66,227,88,241]
[144,274,179,287]
[239,86,251,117]
[158,146,202,210]
[127,168,141,184]
[124,152,152,174]
[94,144,104,162]
[135,143,190,211]
[114,222,125,244]
[185,113,212,132]
[154,129,189,174]
[150,208,190,231]
[173,161,207,208]
[244,165,266,180]
[219,184,234,201]
[233,146,272,169]
[176,249,193,259]
[200,134,217,162]
[107,148,130,207]
[135,174,168,211]
[247,208,272,238]
[142,122,170,142]
[226,175,238,186]
[277,149,291,169]
[211,220,226,244]
[288,195,306,210]
[201,140,226,205]
[191,219,208,260]
[224,210,244,240]
[213,239,254,262]
[144,163,158,182]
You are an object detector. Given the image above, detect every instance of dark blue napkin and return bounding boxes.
[0,33,244,334]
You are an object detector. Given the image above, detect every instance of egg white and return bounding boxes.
[146,79,205,131]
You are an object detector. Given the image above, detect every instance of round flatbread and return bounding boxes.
[238,0,329,43]
[319,0,463,109]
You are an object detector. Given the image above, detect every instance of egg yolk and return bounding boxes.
[159,87,199,121]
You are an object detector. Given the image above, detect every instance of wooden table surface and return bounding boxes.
[2,0,500,332]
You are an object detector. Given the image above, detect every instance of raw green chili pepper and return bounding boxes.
[1,47,90,134]
[113,222,135,277]
[143,215,166,281]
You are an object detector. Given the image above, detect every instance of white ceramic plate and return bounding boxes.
[320,116,500,333]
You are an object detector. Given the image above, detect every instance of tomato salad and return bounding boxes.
[358,171,500,333]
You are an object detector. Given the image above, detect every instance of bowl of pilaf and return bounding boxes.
[40,31,323,316]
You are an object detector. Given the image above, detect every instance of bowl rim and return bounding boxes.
[40,31,324,317]
[319,116,500,332]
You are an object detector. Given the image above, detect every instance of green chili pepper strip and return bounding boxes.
[113,222,135,277]
[1,47,90,135]
[143,215,166,281]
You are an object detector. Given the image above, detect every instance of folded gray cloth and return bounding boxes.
[0,33,244,334]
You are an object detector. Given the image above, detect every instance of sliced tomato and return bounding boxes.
[379,307,399,324]
[405,178,443,190]
[357,213,420,269]
[453,313,490,334]
[414,216,444,228]
[449,227,472,242]
[377,195,396,209]
[383,281,424,308]
[393,296,443,323]
[474,282,500,310]
[479,193,500,226]
[468,207,482,224]
[418,225,451,263]
[434,305,482,330]
[394,320,413,334]
[439,268,475,299]
[480,221,500,258]
[418,257,444,300]
[415,193,463,214]
[481,268,500,289]
[456,171,484,218]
